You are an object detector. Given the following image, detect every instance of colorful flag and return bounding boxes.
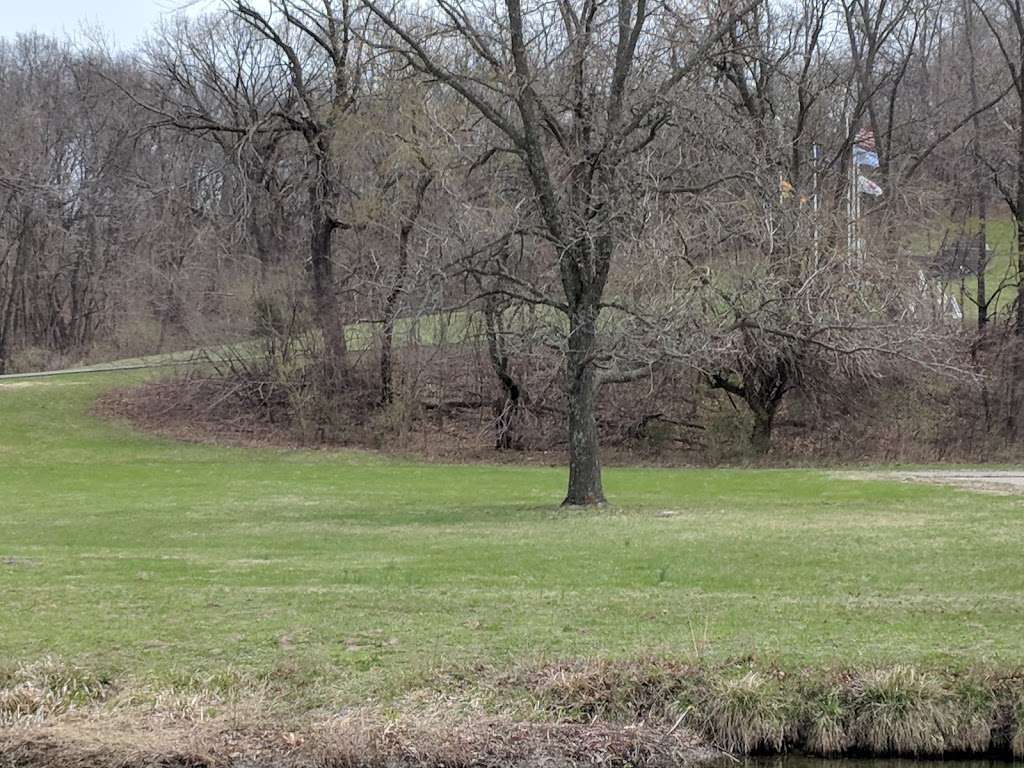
[855,128,876,151]
[858,176,883,196]
[853,145,879,168]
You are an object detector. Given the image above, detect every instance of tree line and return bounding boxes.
[2,0,1023,502]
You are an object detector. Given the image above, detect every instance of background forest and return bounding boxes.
[2,0,1023,499]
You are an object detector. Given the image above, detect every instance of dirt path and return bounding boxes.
[849,469,1024,494]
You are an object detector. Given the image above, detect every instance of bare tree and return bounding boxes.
[0,35,149,370]
[365,0,759,504]
[971,0,1024,336]
[140,3,372,378]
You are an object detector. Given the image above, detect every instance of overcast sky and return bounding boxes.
[0,0,218,47]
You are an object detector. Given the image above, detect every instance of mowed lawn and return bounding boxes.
[2,373,1024,706]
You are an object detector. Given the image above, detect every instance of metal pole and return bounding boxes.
[812,143,820,266]
[846,117,853,260]
[854,157,860,262]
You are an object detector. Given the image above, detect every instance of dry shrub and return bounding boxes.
[844,666,953,755]
[518,660,1024,758]
[524,658,701,722]
[697,671,792,754]
[112,686,226,724]
[110,667,273,725]
[0,658,110,726]
[943,676,999,753]
[797,670,998,756]
[799,684,849,755]
[0,685,50,726]
[1009,689,1024,758]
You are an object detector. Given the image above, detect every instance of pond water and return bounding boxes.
[743,759,1019,768]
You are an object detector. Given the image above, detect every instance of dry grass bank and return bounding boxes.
[1,709,712,768]
[4,659,1024,766]
[522,659,1024,758]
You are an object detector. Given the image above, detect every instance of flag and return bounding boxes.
[858,176,883,196]
[853,145,879,168]
[855,128,876,151]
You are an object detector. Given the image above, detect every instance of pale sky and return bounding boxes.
[0,0,219,47]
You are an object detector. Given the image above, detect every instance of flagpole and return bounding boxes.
[854,156,860,262]
[846,116,853,261]
[812,143,819,267]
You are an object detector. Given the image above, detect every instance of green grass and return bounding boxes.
[2,373,1024,710]
[345,309,485,351]
[927,218,1020,324]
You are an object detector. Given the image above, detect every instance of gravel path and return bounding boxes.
[862,469,1024,494]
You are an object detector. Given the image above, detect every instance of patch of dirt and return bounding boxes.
[90,377,688,468]
[0,556,38,567]
[92,380,308,451]
[0,380,79,389]
[844,469,1024,494]
[91,378,536,462]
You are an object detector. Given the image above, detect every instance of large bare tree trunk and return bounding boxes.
[309,207,346,379]
[0,207,35,375]
[748,393,785,456]
[564,303,605,506]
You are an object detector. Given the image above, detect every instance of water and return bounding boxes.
[743,759,1019,768]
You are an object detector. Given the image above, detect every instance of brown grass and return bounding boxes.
[844,666,952,755]
[518,659,1024,758]
[0,658,111,727]
[0,712,715,768]
[698,671,791,754]
[521,658,702,722]
[5,660,1024,765]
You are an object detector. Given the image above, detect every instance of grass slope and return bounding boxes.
[929,218,1019,324]
[2,373,1024,711]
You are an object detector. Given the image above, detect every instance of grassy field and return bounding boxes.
[2,371,1024,715]
[930,218,1020,324]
